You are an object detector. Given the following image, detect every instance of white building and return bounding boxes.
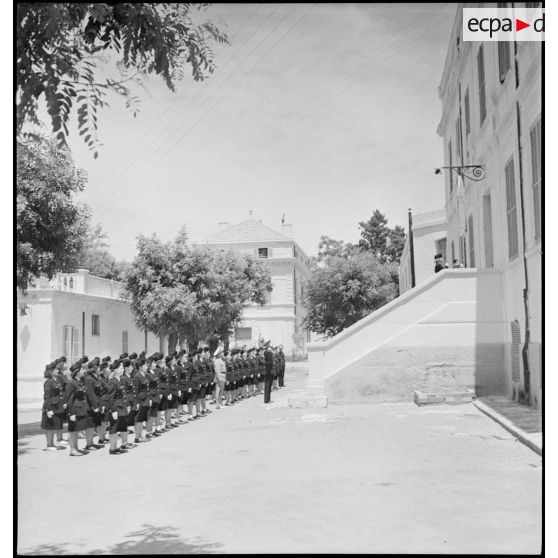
[399,210,447,294]
[437,4,542,408]
[17,269,160,413]
[197,219,312,358]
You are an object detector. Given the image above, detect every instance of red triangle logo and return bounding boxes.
[516,19,530,32]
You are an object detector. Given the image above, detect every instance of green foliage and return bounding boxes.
[123,228,272,348]
[17,134,90,292]
[358,209,406,264]
[17,3,229,156]
[315,235,359,263]
[303,252,398,338]
[76,222,131,280]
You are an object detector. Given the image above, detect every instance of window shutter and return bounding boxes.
[511,321,521,382]
[477,46,486,125]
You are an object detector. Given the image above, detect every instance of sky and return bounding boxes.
[61,3,458,261]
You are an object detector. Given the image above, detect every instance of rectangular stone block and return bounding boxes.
[288,396,328,409]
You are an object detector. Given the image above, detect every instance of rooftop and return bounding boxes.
[200,219,292,245]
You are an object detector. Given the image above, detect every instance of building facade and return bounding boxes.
[437,4,542,407]
[399,209,447,294]
[197,219,311,358]
[17,269,160,409]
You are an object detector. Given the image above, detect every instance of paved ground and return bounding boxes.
[17,365,542,555]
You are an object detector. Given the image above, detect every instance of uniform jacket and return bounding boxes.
[146,369,161,403]
[264,348,274,374]
[84,372,102,411]
[42,376,66,414]
[156,366,170,397]
[107,377,128,416]
[134,371,150,407]
[65,377,90,419]
[168,366,180,396]
[121,374,136,406]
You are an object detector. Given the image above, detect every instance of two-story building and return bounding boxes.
[17,270,160,416]
[437,4,542,407]
[197,219,312,358]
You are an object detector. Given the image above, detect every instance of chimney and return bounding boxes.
[218,222,229,231]
[282,223,293,238]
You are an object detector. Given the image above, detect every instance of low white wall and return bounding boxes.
[307,269,505,399]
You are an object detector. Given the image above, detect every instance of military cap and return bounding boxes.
[145,356,154,364]
[129,352,138,360]
[135,357,146,368]
[122,358,132,368]
[178,348,187,356]
[109,359,121,370]
[69,362,81,372]
[102,356,111,363]
[45,362,55,372]
[87,361,97,369]
[78,356,89,365]
[92,356,100,364]
[119,352,129,359]
[139,350,147,358]
[99,362,109,371]
[165,355,174,364]
[434,253,442,260]
[56,356,67,364]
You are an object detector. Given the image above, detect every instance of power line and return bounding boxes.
[94,4,300,216]
[89,5,283,210]
[87,4,263,198]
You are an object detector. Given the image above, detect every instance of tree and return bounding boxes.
[303,252,398,338]
[123,228,272,353]
[17,3,229,156]
[314,235,358,264]
[17,134,90,292]
[77,222,131,281]
[358,209,406,264]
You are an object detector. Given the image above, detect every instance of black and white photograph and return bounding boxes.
[15,2,544,555]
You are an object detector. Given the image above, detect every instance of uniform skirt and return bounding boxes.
[168,394,179,409]
[126,408,136,427]
[68,416,88,432]
[180,391,189,405]
[135,405,149,423]
[109,415,128,434]
[41,411,64,430]
[159,397,169,411]
[198,386,206,399]
[149,402,159,417]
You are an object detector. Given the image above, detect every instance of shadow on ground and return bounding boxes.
[19,524,223,555]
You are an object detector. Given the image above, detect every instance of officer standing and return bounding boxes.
[41,362,65,451]
[133,357,151,443]
[277,345,286,387]
[263,341,274,404]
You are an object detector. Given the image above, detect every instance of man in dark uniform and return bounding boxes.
[277,345,286,387]
[263,342,274,403]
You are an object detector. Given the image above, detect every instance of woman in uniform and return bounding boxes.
[145,356,161,438]
[107,359,129,455]
[65,361,91,457]
[98,361,111,444]
[176,351,189,422]
[41,362,66,450]
[224,350,234,406]
[133,357,151,443]
[78,357,103,452]
[167,354,180,428]
[120,358,137,449]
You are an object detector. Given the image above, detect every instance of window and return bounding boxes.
[468,215,475,267]
[122,331,128,354]
[448,139,453,194]
[92,314,100,336]
[477,45,486,125]
[505,158,519,260]
[235,327,252,341]
[530,117,542,241]
[483,194,494,268]
[69,277,74,289]
[258,248,269,258]
[464,89,471,137]
[498,41,511,83]
[451,240,455,262]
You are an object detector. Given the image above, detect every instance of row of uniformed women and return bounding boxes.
[41,347,282,456]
